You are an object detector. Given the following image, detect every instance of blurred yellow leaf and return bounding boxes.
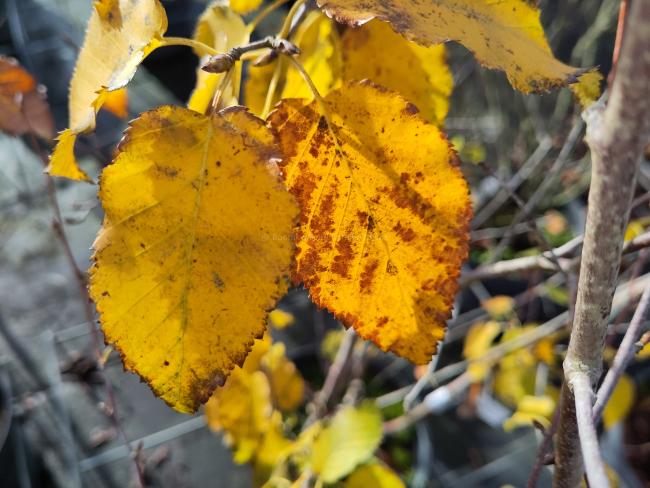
[269,81,471,364]
[341,20,452,125]
[464,321,501,381]
[316,0,592,94]
[231,0,263,15]
[493,328,538,406]
[571,70,603,108]
[624,220,645,242]
[262,343,305,412]
[268,308,295,329]
[89,106,298,412]
[48,0,167,181]
[100,87,128,119]
[481,296,515,320]
[603,374,635,430]
[188,1,248,113]
[503,394,555,431]
[311,403,383,483]
[254,412,293,484]
[345,461,405,488]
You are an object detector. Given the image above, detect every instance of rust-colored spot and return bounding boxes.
[359,259,379,292]
[331,236,354,278]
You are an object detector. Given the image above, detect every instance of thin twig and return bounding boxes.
[593,281,650,419]
[527,404,561,488]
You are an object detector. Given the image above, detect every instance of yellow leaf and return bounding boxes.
[46,129,93,182]
[493,327,538,406]
[268,81,471,364]
[254,412,293,484]
[268,308,295,329]
[245,11,342,115]
[188,1,249,113]
[89,105,298,412]
[624,220,645,242]
[100,87,128,118]
[48,0,167,181]
[341,20,452,125]
[316,0,590,93]
[481,296,515,320]
[346,462,405,488]
[261,342,305,412]
[230,0,263,15]
[571,70,603,108]
[463,321,501,381]
[603,374,635,430]
[503,394,554,432]
[311,403,383,483]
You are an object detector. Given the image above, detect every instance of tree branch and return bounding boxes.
[553,0,650,485]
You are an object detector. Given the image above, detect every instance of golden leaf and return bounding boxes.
[268,308,295,329]
[502,394,555,432]
[47,129,93,182]
[188,1,249,113]
[268,81,472,364]
[345,462,405,488]
[230,0,263,15]
[571,70,603,108]
[481,296,516,320]
[463,321,501,381]
[261,342,305,412]
[603,374,635,430]
[245,11,342,115]
[47,0,167,181]
[311,403,383,483]
[316,0,590,93]
[89,105,298,412]
[341,20,452,125]
[0,56,54,140]
[100,87,128,119]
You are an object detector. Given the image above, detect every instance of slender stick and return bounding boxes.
[553,0,650,485]
[160,36,219,56]
[572,374,609,487]
[593,281,650,419]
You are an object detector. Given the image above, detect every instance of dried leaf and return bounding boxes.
[341,20,452,125]
[188,1,249,113]
[317,0,591,93]
[268,81,471,363]
[48,0,167,181]
[89,105,298,412]
[311,403,383,483]
[0,56,54,140]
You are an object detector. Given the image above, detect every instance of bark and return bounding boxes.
[553,1,650,486]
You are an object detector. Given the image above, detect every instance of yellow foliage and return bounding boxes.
[311,403,383,483]
[47,0,167,181]
[625,220,646,242]
[188,1,249,113]
[571,70,603,108]
[245,11,341,115]
[230,0,263,15]
[268,308,295,329]
[345,462,405,488]
[503,394,555,432]
[493,328,538,406]
[481,296,515,320]
[463,321,501,381]
[261,343,305,412]
[89,105,298,412]
[268,81,471,363]
[341,20,452,125]
[603,374,635,430]
[101,87,128,119]
[47,129,93,182]
[316,0,591,94]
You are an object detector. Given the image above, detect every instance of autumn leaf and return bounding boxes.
[188,1,249,113]
[503,394,555,432]
[316,0,594,94]
[101,87,128,119]
[603,374,635,430]
[341,20,452,126]
[346,462,405,488]
[245,11,342,115]
[230,0,263,15]
[463,321,501,381]
[0,56,54,140]
[311,403,383,483]
[268,81,472,364]
[89,105,298,412]
[47,0,167,181]
[261,342,305,412]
